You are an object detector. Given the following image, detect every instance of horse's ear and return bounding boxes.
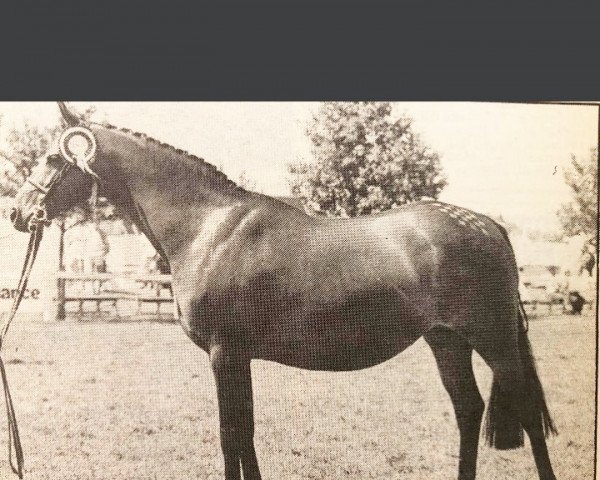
[57,102,82,126]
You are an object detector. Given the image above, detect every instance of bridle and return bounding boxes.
[24,126,100,231]
[0,125,100,478]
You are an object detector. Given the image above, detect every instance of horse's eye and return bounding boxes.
[47,154,64,168]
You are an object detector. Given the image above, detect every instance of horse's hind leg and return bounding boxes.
[210,345,262,480]
[425,327,485,480]
[520,407,555,479]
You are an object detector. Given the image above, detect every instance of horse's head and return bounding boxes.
[11,103,104,232]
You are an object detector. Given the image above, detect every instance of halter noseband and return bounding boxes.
[25,126,99,230]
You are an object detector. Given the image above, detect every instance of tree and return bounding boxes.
[558,148,598,248]
[0,121,61,196]
[288,102,447,217]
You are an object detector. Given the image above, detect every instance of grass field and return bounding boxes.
[0,314,594,479]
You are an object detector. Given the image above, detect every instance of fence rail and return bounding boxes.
[55,272,174,319]
[56,273,172,282]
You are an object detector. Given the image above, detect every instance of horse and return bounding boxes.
[10,103,557,480]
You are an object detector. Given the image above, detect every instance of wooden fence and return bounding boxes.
[522,297,594,316]
[55,272,173,320]
[53,272,594,320]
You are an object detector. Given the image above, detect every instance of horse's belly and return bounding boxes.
[256,293,427,371]
[180,266,432,370]
[260,329,420,371]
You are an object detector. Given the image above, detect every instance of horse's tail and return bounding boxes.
[484,305,558,450]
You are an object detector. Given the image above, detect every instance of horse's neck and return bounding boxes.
[111,156,251,261]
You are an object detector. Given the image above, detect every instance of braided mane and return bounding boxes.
[99,122,244,193]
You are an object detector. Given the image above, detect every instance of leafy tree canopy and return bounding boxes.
[558,148,598,248]
[289,102,447,217]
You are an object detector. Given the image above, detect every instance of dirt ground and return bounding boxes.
[0,313,594,479]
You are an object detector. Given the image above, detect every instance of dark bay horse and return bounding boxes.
[11,104,557,479]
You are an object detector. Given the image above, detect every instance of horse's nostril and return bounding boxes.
[10,208,18,223]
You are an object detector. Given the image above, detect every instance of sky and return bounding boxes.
[0,102,597,234]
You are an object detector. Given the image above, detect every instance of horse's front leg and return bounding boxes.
[210,345,262,480]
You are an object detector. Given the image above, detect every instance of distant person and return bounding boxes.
[155,253,170,275]
[568,291,586,315]
[87,223,109,273]
[559,269,589,315]
[146,252,172,295]
[155,253,172,295]
[547,273,564,308]
[85,222,109,294]
[70,257,84,274]
[579,248,596,277]
[557,270,571,312]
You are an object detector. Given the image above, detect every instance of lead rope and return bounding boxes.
[0,223,45,478]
